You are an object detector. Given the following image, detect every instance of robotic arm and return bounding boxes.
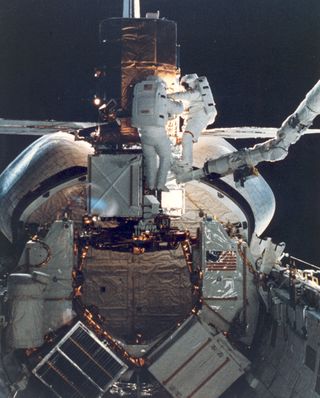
[176,80,320,184]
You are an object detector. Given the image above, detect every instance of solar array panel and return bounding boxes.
[33,322,128,398]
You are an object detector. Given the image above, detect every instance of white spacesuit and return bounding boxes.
[132,76,183,192]
[169,74,217,167]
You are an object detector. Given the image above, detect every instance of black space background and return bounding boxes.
[0,0,319,264]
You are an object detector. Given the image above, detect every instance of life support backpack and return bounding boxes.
[197,76,217,124]
[132,77,168,128]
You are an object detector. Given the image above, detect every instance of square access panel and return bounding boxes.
[33,321,128,398]
[88,153,143,218]
[148,316,250,398]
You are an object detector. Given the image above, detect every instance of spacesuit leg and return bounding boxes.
[182,112,211,167]
[141,141,157,190]
[182,131,194,166]
[155,136,172,190]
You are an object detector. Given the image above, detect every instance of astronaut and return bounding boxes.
[169,74,217,168]
[131,76,183,193]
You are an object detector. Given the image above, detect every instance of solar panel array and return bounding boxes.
[33,322,128,398]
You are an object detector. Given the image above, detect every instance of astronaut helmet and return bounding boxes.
[180,73,198,89]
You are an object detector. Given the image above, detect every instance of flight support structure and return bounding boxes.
[0,128,258,397]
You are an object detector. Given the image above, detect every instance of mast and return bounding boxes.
[122,0,141,18]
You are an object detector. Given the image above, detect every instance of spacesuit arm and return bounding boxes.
[168,90,201,103]
[167,99,184,118]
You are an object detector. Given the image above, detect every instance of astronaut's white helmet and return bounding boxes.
[181,73,198,89]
